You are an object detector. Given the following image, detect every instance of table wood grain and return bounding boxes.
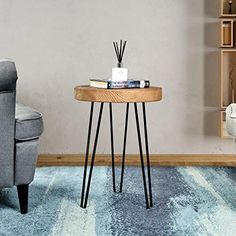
[74,85,162,103]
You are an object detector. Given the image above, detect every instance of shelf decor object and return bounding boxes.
[229,63,235,102]
[112,40,128,82]
[221,0,236,17]
[223,21,231,44]
[229,0,233,14]
[221,20,233,46]
[220,111,228,137]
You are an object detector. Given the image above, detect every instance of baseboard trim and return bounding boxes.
[37,154,236,167]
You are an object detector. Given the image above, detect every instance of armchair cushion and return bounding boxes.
[15,103,43,141]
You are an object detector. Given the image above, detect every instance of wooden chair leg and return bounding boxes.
[17,184,29,214]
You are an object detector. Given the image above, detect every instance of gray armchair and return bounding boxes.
[0,59,43,214]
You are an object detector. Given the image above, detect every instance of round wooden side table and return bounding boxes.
[74,85,162,209]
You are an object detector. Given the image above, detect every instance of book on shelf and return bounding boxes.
[89,79,150,89]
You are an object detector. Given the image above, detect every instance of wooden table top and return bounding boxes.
[74,85,162,103]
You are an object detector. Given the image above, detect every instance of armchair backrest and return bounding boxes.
[0,59,17,188]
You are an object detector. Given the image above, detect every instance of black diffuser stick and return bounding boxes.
[121,40,127,60]
[119,40,123,62]
[115,42,120,61]
[113,40,127,66]
[113,42,119,61]
[116,43,120,60]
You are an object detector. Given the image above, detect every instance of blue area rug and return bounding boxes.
[0,166,236,236]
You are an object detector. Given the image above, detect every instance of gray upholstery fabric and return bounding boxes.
[0,93,16,188]
[15,139,39,186]
[0,60,17,188]
[15,103,43,141]
[0,59,43,190]
[0,59,17,92]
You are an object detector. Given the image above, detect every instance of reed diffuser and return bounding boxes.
[112,40,128,82]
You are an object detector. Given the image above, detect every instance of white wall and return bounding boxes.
[0,0,234,154]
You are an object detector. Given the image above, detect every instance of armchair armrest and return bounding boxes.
[0,59,18,92]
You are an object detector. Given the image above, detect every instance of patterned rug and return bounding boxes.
[0,166,236,236]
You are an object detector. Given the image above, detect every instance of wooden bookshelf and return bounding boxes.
[220,49,236,137]
[220,50,236,108]
[219,1,236,137]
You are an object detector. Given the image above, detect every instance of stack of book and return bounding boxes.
[89,79,150,89]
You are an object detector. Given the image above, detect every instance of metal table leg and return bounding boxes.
[81,102,153,209]
[134,102,150,209]
[142,102,153,207]
[109,103,116,192]
[119,103,129,192]
[81,102,104,208]
[80,102,94,207]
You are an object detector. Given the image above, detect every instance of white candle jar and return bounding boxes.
[112,63,128,82]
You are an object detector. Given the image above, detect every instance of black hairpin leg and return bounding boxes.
[80,102,94,208]
[81,102,104,208]
[142,102,153,207]
[134,103,149,209]
[120,103,129,192]
[81,102,153,209]
[109,103,116,192]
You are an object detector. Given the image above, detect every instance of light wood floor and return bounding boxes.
[37,154,236,167]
